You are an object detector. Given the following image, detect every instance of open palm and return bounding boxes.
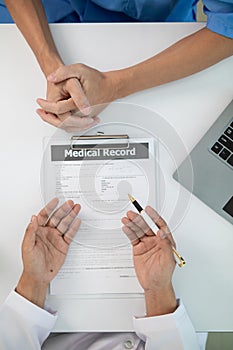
[22,198,81,285]
[122,207,175,292]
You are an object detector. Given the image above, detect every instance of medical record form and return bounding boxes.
[42,136,158,296]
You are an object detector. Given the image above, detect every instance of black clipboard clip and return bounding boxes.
[70,133,130,150]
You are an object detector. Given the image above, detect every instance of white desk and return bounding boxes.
[0,23,233,332]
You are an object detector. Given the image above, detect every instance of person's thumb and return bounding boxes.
[23,215,38,251]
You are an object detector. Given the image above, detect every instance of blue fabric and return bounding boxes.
[0,0,76,22]
[0,0,198,23]
[0,0,233,38]
[203,0,233,38]
[69,0,198,22]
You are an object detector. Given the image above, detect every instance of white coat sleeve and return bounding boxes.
[0,291,57,350]
[133,301,202,350]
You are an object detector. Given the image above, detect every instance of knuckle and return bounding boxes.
[52,213,60,222]
[58,222,65,232]
[69,210,76,219]
[54,105,60,115]
[57,66,64,76]
[65,78,74,89]
[77,63,85,70]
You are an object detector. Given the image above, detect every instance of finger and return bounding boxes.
[67,78,92,115]
[59,116,100,133]
[122,223,140,246]
[47,200,74,228]
[122,215,147,238]
[145,206,169,231]
[37,198,59,226]
[158,231,176,261]
[56,204,81,234]
[57,111,73,122]
[126,210,155,236]
[145,206,176,247]
[23,215,38,251]
[61,115,100,128]
[158,229,168,240]
[69,109,87,117]
[122,216,144,237]
[47,71,91,116]
[37,109,97,131]
[157,229,176,250]
[64,217,81,244]
[37,108,99,131]
[47,64,81,83]
[37,97,76,115]
[36,109,62,128]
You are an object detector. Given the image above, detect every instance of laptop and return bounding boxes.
[173,100,233,225]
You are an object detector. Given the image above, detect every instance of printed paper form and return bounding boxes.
[43,138,157,295]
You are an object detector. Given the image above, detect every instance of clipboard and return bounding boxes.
[42,131,159,296]
[71,133,130,150]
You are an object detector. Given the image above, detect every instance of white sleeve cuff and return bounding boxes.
[3,290,57,345]
[133,300,201,350]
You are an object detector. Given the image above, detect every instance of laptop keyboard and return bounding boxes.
[210,118,233,169]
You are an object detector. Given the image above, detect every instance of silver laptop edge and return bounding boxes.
[173,100,233,225]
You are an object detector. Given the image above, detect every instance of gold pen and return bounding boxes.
[128,194,186,268]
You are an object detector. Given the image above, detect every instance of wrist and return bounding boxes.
[106,65,144,101]
[37,46,64,77]
[144,284,177,317]
[105,69,134,101]
[16,272,49,308]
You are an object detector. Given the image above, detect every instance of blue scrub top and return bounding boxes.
[0,0,233,38]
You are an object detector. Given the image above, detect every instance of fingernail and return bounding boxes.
[81,105,92,115]
[160,231,167,239]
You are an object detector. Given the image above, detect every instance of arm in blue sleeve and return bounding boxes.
[203,0,233,38]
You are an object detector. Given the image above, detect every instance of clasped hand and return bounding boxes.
[36,64,115,132]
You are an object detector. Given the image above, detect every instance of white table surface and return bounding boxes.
[0,22,233,332]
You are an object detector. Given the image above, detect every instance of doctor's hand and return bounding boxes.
[122,206,177,316]
[37,64,116,131]
[36,68,100,132]
[16,198,81,308]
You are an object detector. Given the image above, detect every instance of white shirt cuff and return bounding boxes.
[133,300,201,350]
[4,290,57,344]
